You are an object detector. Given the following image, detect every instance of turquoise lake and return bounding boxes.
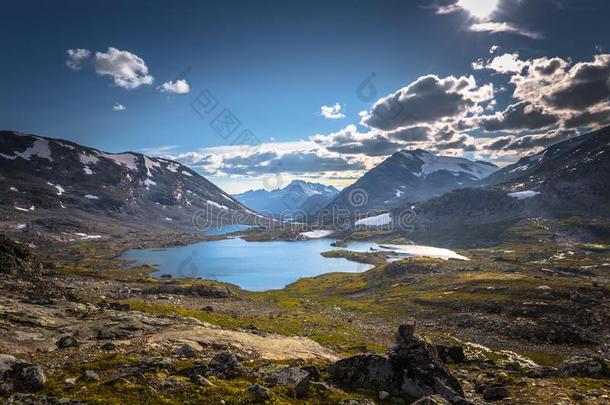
[119,237,375,291]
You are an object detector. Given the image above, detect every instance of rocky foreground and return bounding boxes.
[1,233,610,404]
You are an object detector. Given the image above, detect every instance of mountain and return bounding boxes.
[322,149,497,213]
[0,131,260,238]
[399,126,610,246]
[234,180,339,218]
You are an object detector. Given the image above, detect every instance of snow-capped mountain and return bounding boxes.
[0,131,259,237]
[400,126,610,247]
[322,149,497,212]
[234,180,339,217]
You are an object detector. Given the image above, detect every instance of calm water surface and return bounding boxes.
[120,238,375,291]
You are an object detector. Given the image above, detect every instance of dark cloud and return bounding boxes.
[223,151,277,166]
[485,129,577,151]
[221,150,365,175]
[326,134,404,156]
[564,108,610,128]
[361,75,492,131]
[388,126,431,142]
[478,101,559,131]
[543,54,610,110]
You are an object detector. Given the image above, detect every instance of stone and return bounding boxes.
[301,365,321,381]
[558,356,610,378]
[100,342,116,351]
[434,345,466,364]
[483,386,510,401]
[208,352,246,379]
[138,357,174,372]
[340,400,376,405]
[379,390,390,400]
[268,366,310,397]
[0,354,46,394]
[411,396,450,405]
[190,374,215,387]
[247,384,271,402]
[174,344,198,358]
[329,325,464,403]
[79,370,100,382]
[0,235,47,278]
[56,336,78,349]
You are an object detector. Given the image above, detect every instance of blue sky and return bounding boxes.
[2,0,610,193]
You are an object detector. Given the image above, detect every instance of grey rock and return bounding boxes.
[100,342,116,351]
[268,366,310,397]
[411,396,451,405]
[483,386,510,401]
[208,352,246,379]
[174,344,198,358]
[0,354,46,394]
[247,384,271,402]
[79,370,100,382]
[558,356,610,378]
[56,336,78,349]
[4,393,87,404]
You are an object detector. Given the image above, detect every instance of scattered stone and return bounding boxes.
[79,370,100,382]
[0,354,46,394]
[96,328,131,340]
[138,357,174,372]
[340,400,376,405]
[144,284,231,298]
[98,301,130,311]
[268,366,310,397]
[483,386,510,401]
[174,344,198,358]
[100,342,116,351]
[190,374,215,387]
[247,384,271,402]
[64,377,77,385]
[434,345,466,364]
[411,395,450,405]
[4,393,87,404]
[202,305,214,312]
[208,352,246,379]
[56,336,78,349]
[378,390,390,400]
[558,356,610,378]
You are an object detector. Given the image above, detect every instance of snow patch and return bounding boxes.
[4,138,53,161]
[182,170,193,177]
[84,194,99,200]
[83,166,93,175]
[300,230,334,239]
[207,200,229,210]
[79,153,99,165]
[9,187,18,192]
[355,212,392,227]
[378,244,468,261]
[96,152,138,170]
[508,190,541,200]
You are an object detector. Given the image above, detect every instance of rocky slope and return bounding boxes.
[0,131,260,238]
[323,150,497,213]
[234,180,339,218]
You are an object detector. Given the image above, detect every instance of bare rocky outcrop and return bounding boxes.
[0,355,46,395]
[0,235,47,278]
[329,324,466,404]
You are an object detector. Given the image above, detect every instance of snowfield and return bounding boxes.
[355,212,392,227]
[300,230,334,239]
[508,190,541,200]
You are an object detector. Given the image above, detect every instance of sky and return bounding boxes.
[2,0,610,193]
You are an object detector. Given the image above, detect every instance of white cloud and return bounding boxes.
[94,47,154,90]
[112,102,126,111]
[320,103,345,119]
[158,79,190,94]
[473,53,528,74]
[470,22,543,39]
[66,48,91,70]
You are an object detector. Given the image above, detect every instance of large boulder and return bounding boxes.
[267,366,311,397]
[0,235,46,278]
[329,324,465,403]
[0,355,46,395]
[558,356,610,378]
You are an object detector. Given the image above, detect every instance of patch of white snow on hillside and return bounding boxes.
[0,153,17,160]
[83,166,93,175]
[166,162,179,173]
[143,178,157,190]
[395,189,403,198]
[9,187,18,192]
[84,194,99,200]
[144,156,161,177]
[508,190,540,200]
[79,153,100,165]
[417,154,494,179]
[378,244,469,261]
[55,141,75,150]
[355,212,392,227]
[74,233,102,240]
[8,138,54,161]
[182,170,193,177]
[300,230,334,239]
[47,182,65,196]
[96,152,138,170]
[207,200,229,210]
[16,224,27,230]
[15,206,29,212]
